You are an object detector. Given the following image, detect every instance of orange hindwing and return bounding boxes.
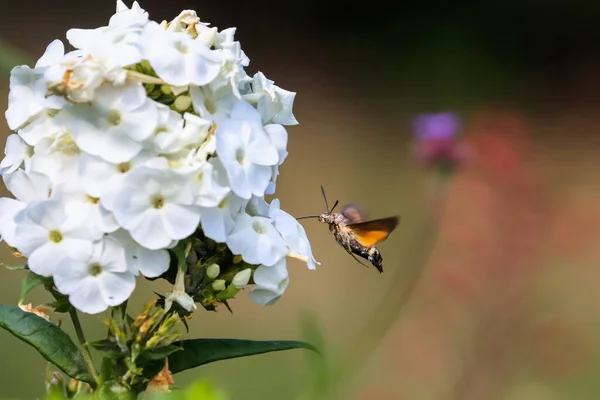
[346,216,399,248]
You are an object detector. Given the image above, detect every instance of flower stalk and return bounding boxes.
[68,307,100,388]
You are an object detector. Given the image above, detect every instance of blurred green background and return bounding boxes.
[1,1,600,399]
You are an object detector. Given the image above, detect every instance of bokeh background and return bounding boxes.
[1,1,600,399]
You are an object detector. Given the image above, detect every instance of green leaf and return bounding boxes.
[167,338,320,374]
[137,344,182,364]
[20,271,51,301]
[0,305,94,383]
[89,339,126,359]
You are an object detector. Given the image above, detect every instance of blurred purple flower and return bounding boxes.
[411,112,469,169]
[412,112,461,139]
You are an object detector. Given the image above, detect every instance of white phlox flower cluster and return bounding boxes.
[0,1,317,314]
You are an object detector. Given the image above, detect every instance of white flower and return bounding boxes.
[112,0,149,29]
[249,259,289,306]
[0,170,51,245]
[45,57,125,103]
[50,183,119,236]
[53,236,135,314]
[189,85,237,122]
[70,81,158,163]
[0,3,312,311]
[165,289,196,312]
[5,40,66,130]
[212,40,250,97]
[18,109,71,147]
[226,213,287,266]
[216,100,279,199]
[153,110,210,155]
[77,151,156,210]
[109,229,170,278]
[2,170,51,204]
[140,21,222,86]
[150,104,185,154]
[0,134,32,175]
[35,40,67,70]
[28,130,80,186]
[199,190,246,243]
[190,157,230,207]
[0,198,26,245]
[245,72,298,126]
[196,24,218,47]
[111,167,200,250]
[12,200,96,277]
[165,265,196,312]
[245,195,269,217]
[269,199,319,270]
[263,124,288,194]
[66,16,145,68]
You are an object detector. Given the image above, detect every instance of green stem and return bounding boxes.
[68,308,100,387]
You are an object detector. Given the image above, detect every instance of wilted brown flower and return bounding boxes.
[19,302,53,322]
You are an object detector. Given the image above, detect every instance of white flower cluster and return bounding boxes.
[0,1,317,314]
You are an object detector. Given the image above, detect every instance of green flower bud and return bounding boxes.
[206,263,220,279]
[212,279,226,291]
[160,84,172,94]
[173,95,192,111]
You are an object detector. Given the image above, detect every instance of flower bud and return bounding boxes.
[206,263,220,279]
[160,84,172,94]
[232,255,243,264]
[232,268,251,289]
[212,279,226,291]
[173,95,192,111]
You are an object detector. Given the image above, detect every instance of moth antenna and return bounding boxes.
[296,215,321,220]
[320,185,329,213]
[330,200,339,213]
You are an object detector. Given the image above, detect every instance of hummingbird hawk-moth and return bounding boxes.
[298,186,399,273]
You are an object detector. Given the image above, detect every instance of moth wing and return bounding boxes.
[347,216,399,248]
[341,203,368,224]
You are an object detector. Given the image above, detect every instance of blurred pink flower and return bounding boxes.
[411,112,470,169]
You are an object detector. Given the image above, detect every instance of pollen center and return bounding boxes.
[252,220,266,234]
[89,263,102,276]
[154,125,168,135]
[151,195,165,209]
[236,149,245,165]
[107,110,122,126]
[86,195,100,204]
[48,230,63,244]
[218,197,228,209]
[116,162,131,173]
